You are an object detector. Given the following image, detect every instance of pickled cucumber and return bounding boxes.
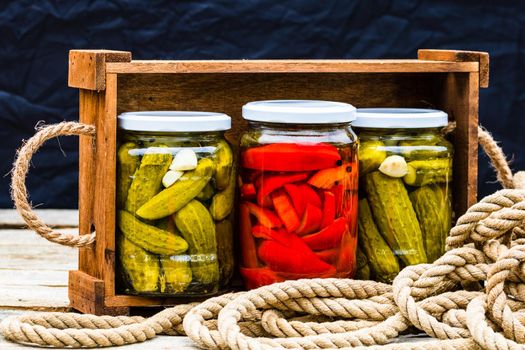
[365,172,427,265]
[136,158,214,220]
[118,236,159,293]
[125,146,172,213]
[196,183,215,202]
[355,249,371,280]
[173,200,219,285]
[118,211,188,255]
[210,163,235,221]
[359,141,387,176]
[358,198,400,282]
[409,185,452,262]
[215,219,234,286]
[214,140,233,190]
[403,158,452,187]
[399,137,451,161]
[117,142,140,209]
[159,255,192,293]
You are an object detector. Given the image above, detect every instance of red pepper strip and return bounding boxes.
[256,173,308,207]
[244,202,282,228]
[329,184,344,216]
[241,183,256,200]
[308,163,352,189]
[335,230,358,278]
[283,184,305,216]
[321,191,336,228]
[302,217,347,250]
[240,267,284,289]
[294,203,323,236]
[271,189,300,232]
[242,143,341,171]
[299,183,322,208]
[315,248,339,265]
[239,203,259,268]
[252,224,276,240]
[257,230,336,275]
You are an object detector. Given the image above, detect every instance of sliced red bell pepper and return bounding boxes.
[335,230,358,278]
[284,183,306,216]
[300,183,322,208]
[315,248,339,265]
[257,230,336,276]
[252,224,276,240]
[321,191,336,228]
[302,217,347,250]
[256,172,308,207]
[308,163,352,189]
[244,202,282,228]
[329,184,344,216]
[295,203,322,235]
[242,143,341,171]
[271,189,300,232]
[241,183,256,200]
[239,203,259,268]
[240,267,284,289]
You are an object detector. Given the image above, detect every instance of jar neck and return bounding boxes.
[248,121,350,132]
[122,129,225,138]
[356,127,443,136]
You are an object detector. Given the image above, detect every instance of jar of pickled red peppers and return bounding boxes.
[238,100,359,289]
[353,108,453,283]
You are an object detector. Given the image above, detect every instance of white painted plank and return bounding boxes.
[0,209,78,228]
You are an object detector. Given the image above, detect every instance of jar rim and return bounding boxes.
[242,100,356,124]
[118,111,231,132]
[353,108,448,129]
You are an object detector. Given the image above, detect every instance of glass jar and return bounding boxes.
[115,111,235,297]
[353,108,453,282]
[238,100,359,289]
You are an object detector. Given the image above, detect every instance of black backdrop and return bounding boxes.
[1,0,524,208]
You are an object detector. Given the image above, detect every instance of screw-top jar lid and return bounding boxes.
[242,100,356,124]
[352,108,448,128]
[117,111,231,132]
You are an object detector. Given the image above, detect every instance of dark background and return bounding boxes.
[1,0,523,208]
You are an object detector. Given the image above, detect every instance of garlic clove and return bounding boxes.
[170,149,198,171]
[162,170,184,187]
[378,155,408,178]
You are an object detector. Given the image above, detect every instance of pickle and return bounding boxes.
[125,146,172,213]
[358,198,400,282]
[210,163,236,221]
[118,236,160,293]
[117,142,140,209]
[118,210,189,255]
[215,219,234,286]
[173,200,219,285]
[214,140,233,190]
[409,185,452,262]
[156,216,177,234]
[196,183,215,202]
[359,141,387,176]
[355,249,371,280]
[399,137,451,161]
[136,158,214,220]
[159,255,192,293]
[403,158,452,187]
[365,171,426,266]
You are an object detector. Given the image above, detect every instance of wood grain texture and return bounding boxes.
[418,49,489,88]
[106,59,478,74]
[68,50,131,90]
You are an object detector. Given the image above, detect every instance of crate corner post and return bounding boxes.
[69,49,132,315]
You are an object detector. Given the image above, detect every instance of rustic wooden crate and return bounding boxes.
[68,49,489,315]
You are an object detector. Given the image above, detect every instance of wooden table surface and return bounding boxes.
[0,209,432,349]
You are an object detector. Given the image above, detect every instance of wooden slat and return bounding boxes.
[418,49,489,88]
[68,50,131,90]
[106,59,479,74]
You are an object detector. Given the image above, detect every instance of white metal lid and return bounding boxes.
[352,108,448,128]
[117,111,231,132]
[242,100,356,124]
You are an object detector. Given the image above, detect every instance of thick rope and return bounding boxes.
[4,121,525,349]
[10,121,96,248]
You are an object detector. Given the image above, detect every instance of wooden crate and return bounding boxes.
[68,49,489,315]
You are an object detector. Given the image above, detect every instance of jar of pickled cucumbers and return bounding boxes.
[238,100,359,289]
[116,111,235,296]
[353,108,453,282]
